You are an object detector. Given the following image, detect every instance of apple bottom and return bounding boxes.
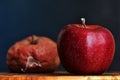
[59,45,114,75]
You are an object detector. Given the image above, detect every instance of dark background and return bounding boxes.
[0,0,120,72]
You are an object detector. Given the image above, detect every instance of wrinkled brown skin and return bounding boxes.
[7,35,60,73]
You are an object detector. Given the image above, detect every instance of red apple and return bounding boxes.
[57,18,115,74]
[7,35,60,73]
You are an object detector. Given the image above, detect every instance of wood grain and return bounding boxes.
[0,71,120,80]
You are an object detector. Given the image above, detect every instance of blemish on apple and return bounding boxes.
[21,55,42,72]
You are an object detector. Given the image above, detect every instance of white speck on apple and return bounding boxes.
[21,55,42,72]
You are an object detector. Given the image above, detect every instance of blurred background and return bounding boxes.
[0,0,120,72]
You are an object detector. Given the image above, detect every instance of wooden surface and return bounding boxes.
[0,71,120,80]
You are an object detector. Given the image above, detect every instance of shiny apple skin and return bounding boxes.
[58,24,115,74]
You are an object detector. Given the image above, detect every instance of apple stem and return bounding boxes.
[31,35,38,44]
[81,18,86,28]
[31,35,34,43]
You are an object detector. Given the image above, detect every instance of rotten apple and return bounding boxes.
[57,18,115,74]
[7,35,60,73]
